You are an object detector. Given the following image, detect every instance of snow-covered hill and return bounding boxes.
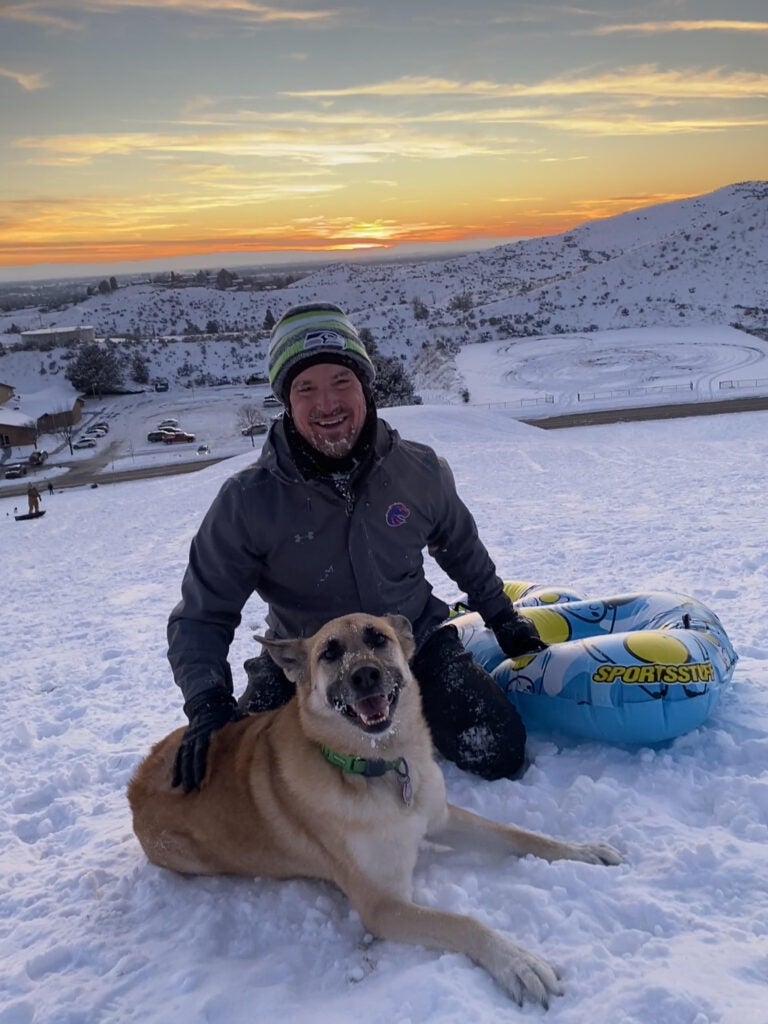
[1,181,766,397]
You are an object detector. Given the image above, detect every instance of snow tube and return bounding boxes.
[452,582,738,746]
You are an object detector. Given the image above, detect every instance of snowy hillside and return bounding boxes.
[2,399,767,1024]
[1,181,766,398]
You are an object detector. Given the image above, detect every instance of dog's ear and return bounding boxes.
[253,634,308,684]
[383,614,416,662]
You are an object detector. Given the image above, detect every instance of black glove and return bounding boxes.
[487,606,548,659]
[172,689,243,793]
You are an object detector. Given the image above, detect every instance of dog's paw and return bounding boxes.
[493,941,564,1008]
[570,840,622,866]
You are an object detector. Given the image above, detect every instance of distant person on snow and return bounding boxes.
[26,484,41,515]
[167,302,547,793]
[47,481,54,495]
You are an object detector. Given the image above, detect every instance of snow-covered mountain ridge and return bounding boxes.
[1,181,766,396]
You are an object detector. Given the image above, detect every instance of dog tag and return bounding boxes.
[395,758,412,807]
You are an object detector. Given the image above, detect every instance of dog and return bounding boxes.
[128,613,621,1007]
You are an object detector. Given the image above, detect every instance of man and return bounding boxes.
[168,302,546,792]
[27,483,41,515]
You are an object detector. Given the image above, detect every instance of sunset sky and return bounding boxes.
[1,0,766,278]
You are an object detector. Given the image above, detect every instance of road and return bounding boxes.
[522,393,768,429]
[1,438,229,499]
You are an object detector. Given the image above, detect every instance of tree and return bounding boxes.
[216,268,235,290]
[359,328,418,407]
[236,403,267,447]
[51,408,77,455]
[98,279,111,295]
[130,352,150,385]
[65,342,124,396]
[412,296,429,321]
[448,291,473,313]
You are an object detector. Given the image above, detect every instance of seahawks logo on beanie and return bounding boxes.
[269,302,376,404]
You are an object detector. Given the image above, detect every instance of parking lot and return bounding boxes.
[1,383,279,496]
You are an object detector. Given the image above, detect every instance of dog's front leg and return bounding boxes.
[351,884,563,1008]
[431,805,622,866]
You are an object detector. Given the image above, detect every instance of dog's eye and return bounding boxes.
[363,627,389,649]
[320,639,344,662]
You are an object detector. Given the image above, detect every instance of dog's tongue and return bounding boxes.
[355,694,388,724]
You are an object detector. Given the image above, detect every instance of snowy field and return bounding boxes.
[1,334,767,1024]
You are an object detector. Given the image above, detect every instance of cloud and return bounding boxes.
[0,4,80,30]
[589,20,768,36]
[12,125,529,167]
[0,192,457,265]
[0,1,340,27]
[0,67,47,90]
[285,66,768,102]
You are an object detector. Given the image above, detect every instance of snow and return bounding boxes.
[2,331,767,1024]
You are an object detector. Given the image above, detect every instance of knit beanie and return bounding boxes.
[268,302,376,404]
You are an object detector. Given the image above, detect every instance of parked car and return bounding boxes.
[196,444,210,455]
[29,450,49,466]
[147,429,176,442]
[92,421,109,432]
[4,464,28,478]
[73,438,97,449]
[84,428,107,438]
[241,423,267,436]
[158,418,179,429]
[263,395,282,407]
[163,431,195,444]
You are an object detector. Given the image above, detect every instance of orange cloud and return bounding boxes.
[590,20,768,36]
[286,66,768,101]
[0,1,340,27]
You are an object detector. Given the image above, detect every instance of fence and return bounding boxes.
[577,383,694,402]
[719,377,768,391]
[472,394,555,410]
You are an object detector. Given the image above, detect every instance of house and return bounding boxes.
[0,383,84,449]
[19,325,95,346]
[0,407,37,448]
[0,382,13,405]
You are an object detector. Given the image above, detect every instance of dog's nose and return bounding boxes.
[351,665,381,694]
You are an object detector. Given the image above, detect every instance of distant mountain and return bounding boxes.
[1,181,766,396]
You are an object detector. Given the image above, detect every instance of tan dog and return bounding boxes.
[128,613,621,1007]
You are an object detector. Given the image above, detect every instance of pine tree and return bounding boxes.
[65,343,124,396]
[359,328,417,407]
[130,352,150,385]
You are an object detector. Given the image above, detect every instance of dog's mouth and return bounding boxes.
[332,684,400,733]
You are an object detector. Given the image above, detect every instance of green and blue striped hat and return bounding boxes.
[268,302,376,404]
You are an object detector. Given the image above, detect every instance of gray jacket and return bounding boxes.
[167,417,510,705]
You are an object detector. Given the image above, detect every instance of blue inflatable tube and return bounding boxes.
[452,582,738,746]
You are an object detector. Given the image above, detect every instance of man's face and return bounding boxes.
[288,362,367,457]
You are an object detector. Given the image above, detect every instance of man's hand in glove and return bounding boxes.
[172,689,244,793]
[487,606,548,659]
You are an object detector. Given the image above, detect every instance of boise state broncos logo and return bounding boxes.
[385,502,411,527]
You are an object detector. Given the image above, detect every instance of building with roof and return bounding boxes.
[20,326,95,346]
[0,383,84,448]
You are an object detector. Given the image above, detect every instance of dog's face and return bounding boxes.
[256,614,415,738]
